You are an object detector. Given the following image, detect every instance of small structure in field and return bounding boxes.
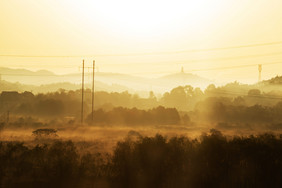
[32,128,58,139]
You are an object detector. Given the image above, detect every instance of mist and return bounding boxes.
[1,0,282,186]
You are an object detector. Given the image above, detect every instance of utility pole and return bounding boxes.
[92,60,95,122]
[6,111,9,124]
[258,64,262,82]
[81,60,85,125]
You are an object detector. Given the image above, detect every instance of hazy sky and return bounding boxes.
[1,0,282,83]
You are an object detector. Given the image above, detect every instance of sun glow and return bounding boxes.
[3,0,282,83]
[73,0,226,39]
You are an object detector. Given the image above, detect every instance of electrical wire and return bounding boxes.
[1,41,282,58]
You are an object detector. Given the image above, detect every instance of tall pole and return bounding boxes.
[258,64,262,82]
[6,111,9,124]
[81,60,85,125]
[92,60,95,122]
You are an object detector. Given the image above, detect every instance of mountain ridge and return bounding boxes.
[0,67,213,92]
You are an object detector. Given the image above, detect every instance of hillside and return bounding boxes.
[157,72,211,89]
[0,67,213,93]
[0,79,132,94]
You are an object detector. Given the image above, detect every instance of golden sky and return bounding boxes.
[1,0,282,83]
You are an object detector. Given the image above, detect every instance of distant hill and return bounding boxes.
[0,79,132,94]
[67,71,152,87]
[0,67,213,93]
[0,67,63,85]
[0,67,149,86]
[160,72,209,82]
[0,67,54,76]
[156,72,211,89]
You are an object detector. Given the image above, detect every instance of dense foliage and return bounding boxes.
[2,81,282,118]
[0,131,281,187]
[86,106,180,125]
[1,85,282,129]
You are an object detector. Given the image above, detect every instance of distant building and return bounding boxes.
[181,67,184,73]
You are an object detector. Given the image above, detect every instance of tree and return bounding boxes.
[248,89,261,96]
[32,128,58,139]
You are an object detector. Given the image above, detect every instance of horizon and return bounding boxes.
[1,65,276,92]
[0,65,279,85]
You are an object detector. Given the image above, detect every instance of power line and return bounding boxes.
[1,41,282,58]
[1,61,282,77]
[2,50,282,69]
[0,55,86,58]
[176,51,282,65]
[99,51,282,66]
[131,61,282,75]
[0,73,67,77]
[190,61,282,72]
[7,49,279,68]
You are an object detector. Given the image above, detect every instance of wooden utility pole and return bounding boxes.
[81,60,85,125]
[92,60,95,122]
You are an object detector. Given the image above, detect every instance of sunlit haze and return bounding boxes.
[1,1,282,187]
[1,0,282,84]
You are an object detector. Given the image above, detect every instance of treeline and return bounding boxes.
[1,81,282,117]
[0,131,281,187]
[86,106,180,125]
[1,81,282,127]
[0,106,183,129]
[6,99,282,128]
[193,97,282,124]
[0,90,159,118]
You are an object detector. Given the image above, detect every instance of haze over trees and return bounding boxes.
[0,76,282,130]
